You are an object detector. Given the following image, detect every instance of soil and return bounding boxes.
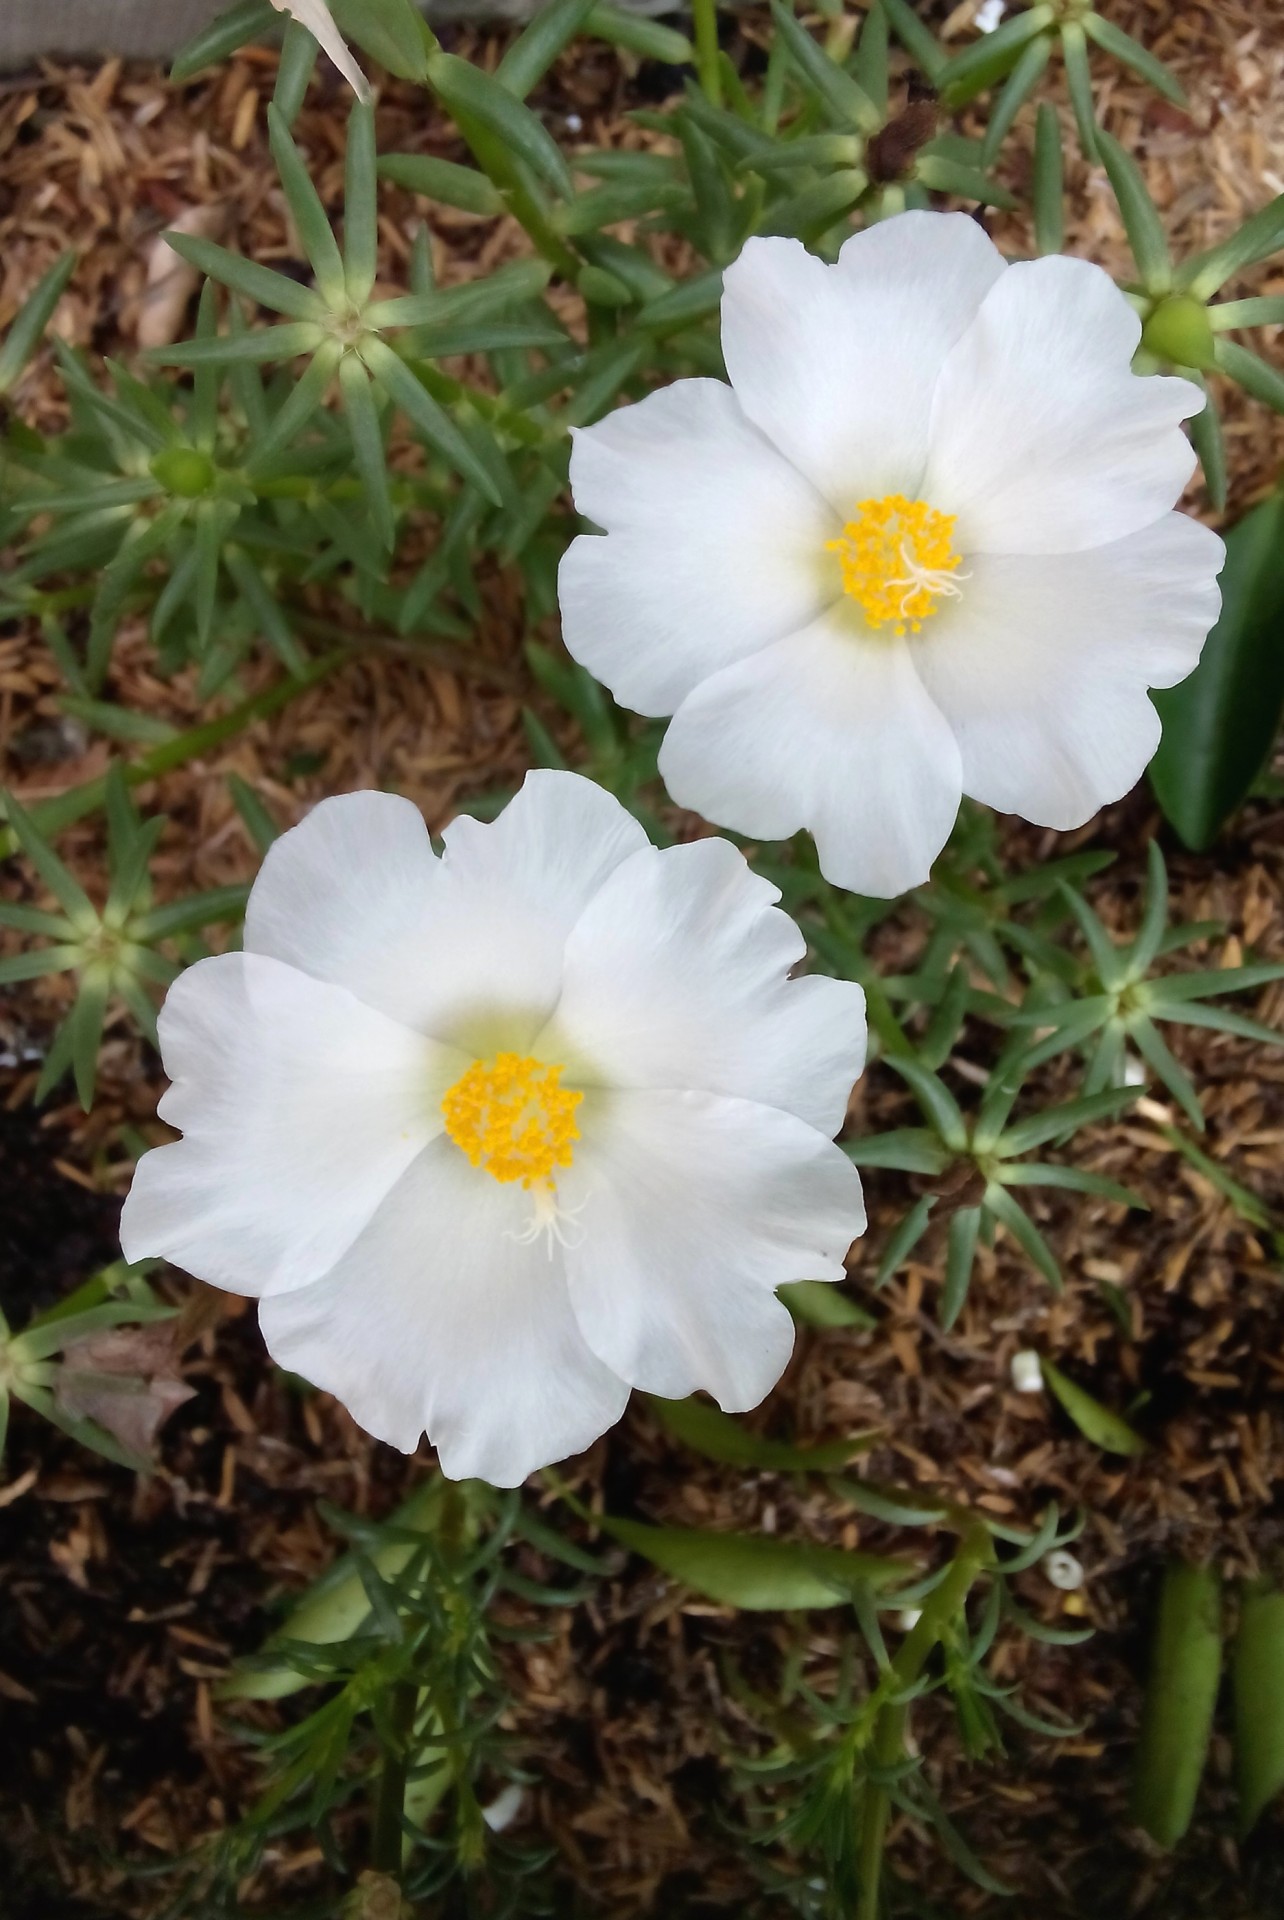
[2,3,1284,1916]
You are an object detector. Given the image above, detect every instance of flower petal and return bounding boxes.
[268,0,371,100]
[563,1088,865,1409]
[120,953,461,1296]
[658,611,963,897]
[246,775,646,1046]
[910,512,1225,828]
[719,216,1006,511]
[924,255,1201,554]
[258,1137,631,1485]
[561,378,835,715]
[244,790,440,1025]
[549,838,866,1134]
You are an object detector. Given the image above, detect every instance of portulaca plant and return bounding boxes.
[3,0,1284,1910]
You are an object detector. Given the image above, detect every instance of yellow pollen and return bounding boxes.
[826,494,966,635]
[441,1052,582,1188]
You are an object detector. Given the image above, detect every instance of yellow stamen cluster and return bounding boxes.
[827,494,964,634]
[441,1052,582,1188]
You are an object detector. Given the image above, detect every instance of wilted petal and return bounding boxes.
[268,0,370,100]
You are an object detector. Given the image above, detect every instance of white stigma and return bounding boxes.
[506,1182,589,1258]
[886,540,971,617]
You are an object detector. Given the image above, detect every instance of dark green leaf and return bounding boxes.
[767,0,882,134]
[377,153,504,216]
[939,5,1053,107]
[171,0,275,81]
[1031,102,1064,253]
[344,100,379,308]
[941,1206,981,1330]
[1234,1582,1284,1836]
[497,0,599,99]
[1132,1562,1222,1846]
[1042,1356,1145,1456]
[1182,192,1284,299]
[273,18,318,124]
[779,1279,876,1329]
[647,1395,877,1473]
[428,52,574,200]
[1081,11,1188,109]
[1097,128,1171,287]
[0,253,76,395]
[361,339,506,506]
[599,1514,906,1609]
[268,103,347,305]
[980,33,1051,167]
[586,2,692,64]
[1149,497,1284,846]
[328,0,429,81]
[1059,20,1098,161]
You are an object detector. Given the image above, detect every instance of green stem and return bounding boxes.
[0,649,345,858]
[371,1676,420,1876]
[852,1524,992,1920]
[692,0,723,105]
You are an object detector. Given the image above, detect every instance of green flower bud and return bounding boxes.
[1141,294,1216,371]
[150,446,216,497]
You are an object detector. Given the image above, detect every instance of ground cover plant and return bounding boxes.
[2,0,1284,1913]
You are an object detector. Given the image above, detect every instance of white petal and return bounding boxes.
[924,256,1200,554]
[268,0,371,100]
[245,776,645,1047]
[549,839,866,1135]
[427,771,649,1051]
[561,378,834,715]
[563,1089,866,1408]
[659,611,963,897]
[258,1138,631,1485]
[909,513,1225,828]
[719,216,1006,511]
[245,790,441,1025]
[120,953,461,1296]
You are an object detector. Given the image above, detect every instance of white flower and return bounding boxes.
[120,773,867,1486]
[558,213,1224,899]
[268,0,371,102]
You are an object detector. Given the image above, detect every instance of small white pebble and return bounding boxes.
[975,0,1006,31]
[1122,1053,1148,1087]
[481,1783,526,1833]
[1010,1349,1044,1394]
[564,112,584,134]
[895,1608,923,1631]
[1043,1549,1084,1592]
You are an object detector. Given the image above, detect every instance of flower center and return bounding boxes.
[441,1051,582,1188]
[826,494,967,634]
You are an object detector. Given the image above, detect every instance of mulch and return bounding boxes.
[2,3,1284,1915]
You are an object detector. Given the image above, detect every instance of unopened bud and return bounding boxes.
[1140,294,1216,371]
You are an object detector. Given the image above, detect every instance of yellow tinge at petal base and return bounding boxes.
[827,494,967,635]
[441,1052,582,1188]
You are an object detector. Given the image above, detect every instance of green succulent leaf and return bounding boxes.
[1152,491,1284,848]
